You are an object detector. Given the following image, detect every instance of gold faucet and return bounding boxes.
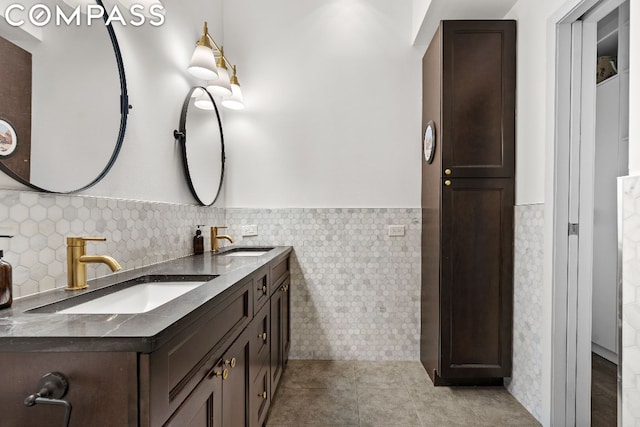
[66,237,122,291]
[211,226,234,252]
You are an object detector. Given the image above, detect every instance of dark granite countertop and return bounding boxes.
[0,246,292,353]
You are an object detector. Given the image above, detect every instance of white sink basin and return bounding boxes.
[223,251,269,257]
[58,282,205,314]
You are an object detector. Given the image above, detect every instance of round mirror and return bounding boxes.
[0,0,128,193]
[174,87,225,206]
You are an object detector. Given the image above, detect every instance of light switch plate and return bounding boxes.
[241,225,258,237]
[388,225,405,237]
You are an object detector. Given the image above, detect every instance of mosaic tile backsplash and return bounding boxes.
[0,190,224,298]
[506,204,544,422]
[225,208,422,361]
[621,176,640,426]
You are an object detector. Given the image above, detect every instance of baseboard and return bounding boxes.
[592,342,618,364]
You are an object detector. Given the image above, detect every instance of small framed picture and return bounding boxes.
[0,119,17,157]
[423,120,436,164]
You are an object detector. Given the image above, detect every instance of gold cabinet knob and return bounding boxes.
[259,391,267,400]
[444,180,452,187]
[258,285,267,294]
[444,168,452,175]
[224,358,237,368]
[210,368,229,380]
[259,332,267,342]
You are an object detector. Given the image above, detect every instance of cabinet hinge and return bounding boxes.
[568,223,579,236]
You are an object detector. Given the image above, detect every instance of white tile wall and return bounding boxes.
[622,176,640,426]
[226,208,422,360]
[0,190,224,298]
[1,192,423,361]
[506,204,544,422]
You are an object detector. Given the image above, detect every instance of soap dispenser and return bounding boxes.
[0,250,12,309]
[193,225,205,255]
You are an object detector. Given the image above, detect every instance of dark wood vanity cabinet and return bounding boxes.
[0,252,291,427]
[421,21,515,385]
[161,254,290,427]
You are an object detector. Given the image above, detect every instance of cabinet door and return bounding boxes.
[440,178,513,379]
[165,370,222,427]
[221,333,250,427]
[250,301,271,383]
[249,366,271,427]
[441,20,516,178]
[270,288,284,392]
[282,276,291,365]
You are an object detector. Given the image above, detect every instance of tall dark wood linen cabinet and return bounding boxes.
[420,20,516,386]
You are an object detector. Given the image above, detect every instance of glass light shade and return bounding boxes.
[188,46,219,81]
[194,93,215,110]
[207,66,232,97]
[222,85,244,110]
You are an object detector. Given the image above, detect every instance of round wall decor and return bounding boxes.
[423,120,436,164]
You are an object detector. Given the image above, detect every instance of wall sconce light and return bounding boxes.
[221,66,244,110]
[188,22,244,110]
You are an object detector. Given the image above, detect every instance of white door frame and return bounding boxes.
[545,0,625,425]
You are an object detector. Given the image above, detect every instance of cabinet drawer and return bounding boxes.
[149,279,252,426]
[269,255,289,294]
[250,301,270,382]
[252,266,270,313]
[249,365,271,427]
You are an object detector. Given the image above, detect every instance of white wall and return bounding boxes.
[505,0,566,206]
[412,0,432,43]
[222,0,422,208]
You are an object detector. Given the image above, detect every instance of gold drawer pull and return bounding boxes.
[445,168,452,175]
[444,180,452,187]
[259,332,267,342]
[224,358,237,368]
[259,391,267,400]
[258,285,267,294]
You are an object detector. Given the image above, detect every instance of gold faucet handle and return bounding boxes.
[66,237,107,246]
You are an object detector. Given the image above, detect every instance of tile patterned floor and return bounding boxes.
[266,360,540,427]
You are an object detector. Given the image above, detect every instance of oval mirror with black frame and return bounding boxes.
[174,87,225,206]
[0,0,128,193]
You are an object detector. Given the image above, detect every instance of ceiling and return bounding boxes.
[413,0,519,47]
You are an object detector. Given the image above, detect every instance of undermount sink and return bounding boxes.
[29,274,217,315]
[217,247,274,257]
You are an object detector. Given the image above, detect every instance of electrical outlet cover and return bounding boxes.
[241,225,258,236]
[388,225,405,237]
